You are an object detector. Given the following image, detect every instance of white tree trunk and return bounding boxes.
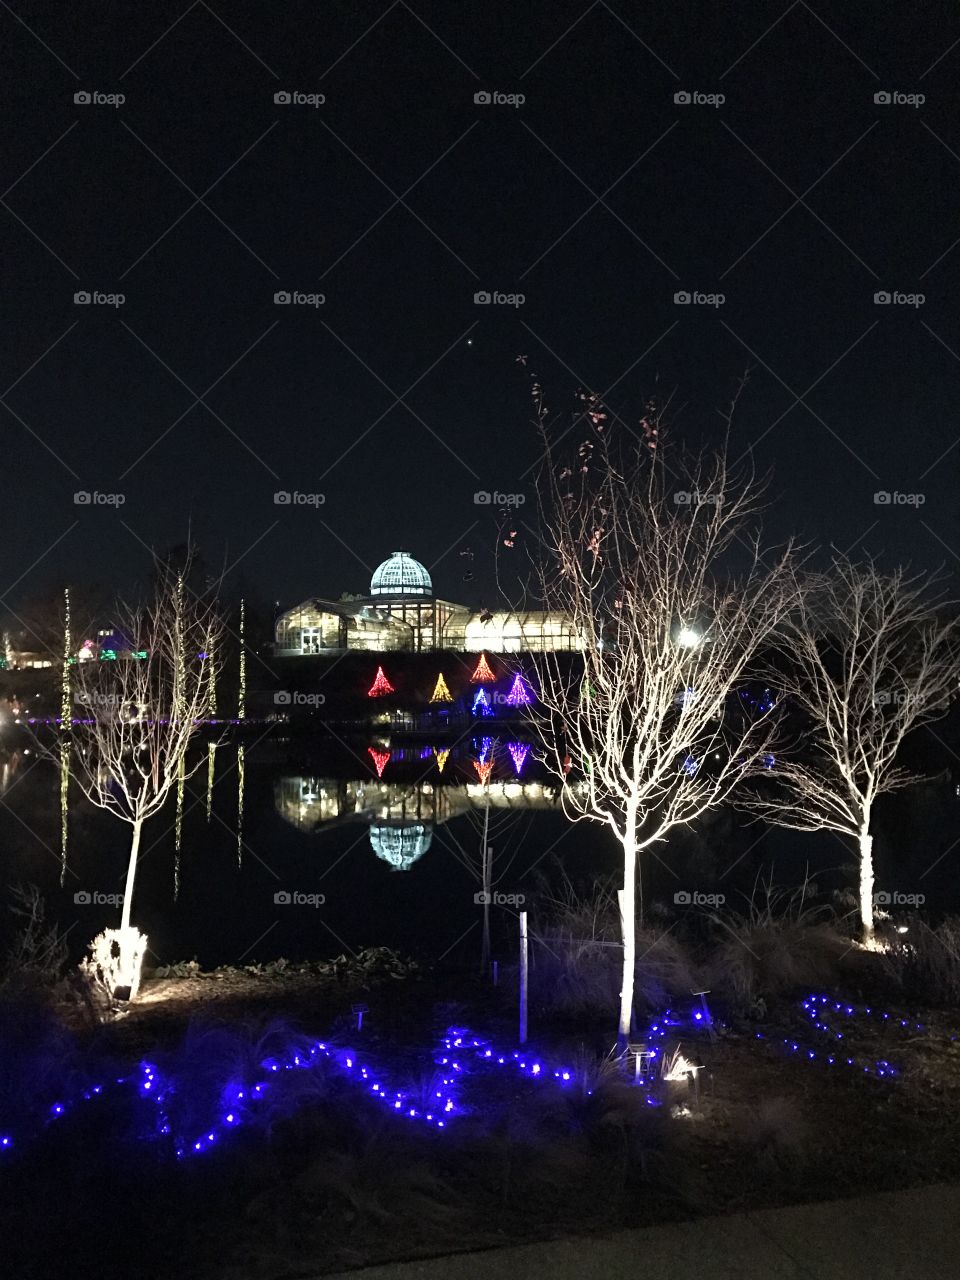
[120,818,143,932]
[859,825,875,947]
[617,831,637,1047]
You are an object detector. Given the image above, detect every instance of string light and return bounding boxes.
[507,742,530,775]
[237,599,246,719]
[367,666,395,697]
[59,586,71,886]
[173,574,187,900]
[473,760,493,785]
[1,1004,722,1161]
[206,635,218,823]
[237,599,246,870]
[505,673,533,707]
[434,748,449,773]
[471,687,494,717]
[470,653,495,682]
[368,747,391,778]
[753,993,912,1079]
[429,673,453,703]
[236,744,245,870]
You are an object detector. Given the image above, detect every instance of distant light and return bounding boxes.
[677,626,701,648]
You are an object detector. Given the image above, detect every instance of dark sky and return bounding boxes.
[3,0,960,626]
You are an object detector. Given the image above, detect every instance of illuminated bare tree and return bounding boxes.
[71,555,223,994]
[747,557,960,948]
[526,387,794,1046]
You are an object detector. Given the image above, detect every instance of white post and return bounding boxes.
[519,910,528,1046]
[481,841,492,971]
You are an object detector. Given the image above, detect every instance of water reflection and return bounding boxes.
[274,777,564,870]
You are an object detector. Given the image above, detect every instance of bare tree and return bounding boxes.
[71,555,223,993]
[747,556,960,948]
[526,389,793,1046]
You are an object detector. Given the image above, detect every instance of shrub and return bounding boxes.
[705,877,847,1012]
[0,885,68,999]
[877,915,960,1006]
[528,875,699,1020]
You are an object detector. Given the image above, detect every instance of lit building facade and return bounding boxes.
[274,550,581,655]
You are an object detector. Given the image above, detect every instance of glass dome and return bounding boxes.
[370,822,433,870]
[369,550,432,598]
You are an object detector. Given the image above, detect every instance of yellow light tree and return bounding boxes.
[429,673,453,703]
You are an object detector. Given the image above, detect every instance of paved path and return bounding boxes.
[323,1182,960,1279]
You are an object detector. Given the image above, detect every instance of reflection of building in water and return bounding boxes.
[370,823,433,871]
[274,777,565,870]
[274,550,581,655]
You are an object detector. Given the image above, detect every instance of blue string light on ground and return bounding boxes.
[1,1002,717,1162]
[754,993,911,1080]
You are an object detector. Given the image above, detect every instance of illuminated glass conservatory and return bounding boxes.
[274,550,581,655]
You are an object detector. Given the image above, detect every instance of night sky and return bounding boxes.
[3,1,960,628]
